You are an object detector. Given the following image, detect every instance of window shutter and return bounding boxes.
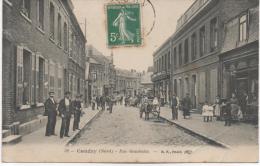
[35,53,39,103]
[44,59,49,100]
[31,53,36,104]
[16,46,24,107]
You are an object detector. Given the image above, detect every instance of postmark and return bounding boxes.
[106,3,142,47]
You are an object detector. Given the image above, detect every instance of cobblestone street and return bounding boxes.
[74,105,207,146]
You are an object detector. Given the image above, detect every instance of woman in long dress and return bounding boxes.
[113,8,136,43]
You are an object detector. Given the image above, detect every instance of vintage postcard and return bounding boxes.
[2,0,259,163]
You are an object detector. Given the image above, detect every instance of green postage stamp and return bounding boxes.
[106,3,142,47]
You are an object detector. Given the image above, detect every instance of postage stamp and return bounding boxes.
[106,3,142,47]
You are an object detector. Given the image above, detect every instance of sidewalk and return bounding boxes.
[159,107,258,148]
[7,108,100,146]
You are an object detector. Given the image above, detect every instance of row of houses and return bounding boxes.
[3,0,86,130]
[152,0,258,114]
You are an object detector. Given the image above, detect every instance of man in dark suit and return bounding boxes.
[58,91,72,138]
[73,94,82,131]
[182,93,192,119]
[44,91,58,136]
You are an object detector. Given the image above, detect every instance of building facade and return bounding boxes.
[3,0,86,128]
[152,0,258,109]
[140,67,153,96]
[115,69,141,97]
[87,45,115,99]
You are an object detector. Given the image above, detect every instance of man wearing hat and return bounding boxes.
[44,91,58,136]
[58,91,72,138]
[72,94,82,131]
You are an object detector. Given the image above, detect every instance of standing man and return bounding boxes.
[44,91,58,136]
[100,94,106,111]
[171,93,178,120]
[73,94,82,131]
[182,93,192,119]
[58,91,72,138]
[96,95,100,110]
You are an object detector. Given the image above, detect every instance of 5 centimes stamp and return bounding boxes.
[106,3,142,47]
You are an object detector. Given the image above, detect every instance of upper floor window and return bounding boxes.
[63,23,68,51]
[184,39,189,64]
[239,14,247,42]
[173,47,177,68]
[37,0,44,30]
[49,2,55,39]
[200,26,206,56]
[191,33,196,61]
[168,52,171,70]
[210,17,218,51]
[178,43,182,66]
[21,0,31,19]
[58,14,62,46]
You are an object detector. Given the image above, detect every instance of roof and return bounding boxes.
[221,6,259,53]
[87,45,113,64]
[116,68,141,79]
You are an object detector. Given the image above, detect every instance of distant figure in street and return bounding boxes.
[72,94,82,131]
[182,93,192,119]
[120,96,123,105]
[213,95,221,120]
[96,95,100,110]
[100,95,106,111]
[44,91,58,136]
[171,94,178,120]
[223,101,232,126]
[58,91,72,138]
[91,96,96,110]
[108,95,115,113]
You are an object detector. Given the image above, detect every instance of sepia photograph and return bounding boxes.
[1,0,259,163]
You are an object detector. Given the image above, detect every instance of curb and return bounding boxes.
[65,110,102,146]
[156,113,231,149]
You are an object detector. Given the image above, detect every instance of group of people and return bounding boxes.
[44,91,83,138]
[171,92,244,126]
[91,95,115,113]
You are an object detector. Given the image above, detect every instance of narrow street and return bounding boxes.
[74,105,207,146]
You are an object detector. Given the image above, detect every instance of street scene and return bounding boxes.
[2,0,259,163]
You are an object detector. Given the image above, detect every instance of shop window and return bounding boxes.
[239,14,247,42]
[191,33,196,61]
[210,18,218,51]
[21,0,31,19]
[200,26,206,56]
[49,2,55,39]
[37,0,44,30]
[58,14,62,46]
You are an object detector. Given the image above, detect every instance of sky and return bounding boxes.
[72,0,194,72]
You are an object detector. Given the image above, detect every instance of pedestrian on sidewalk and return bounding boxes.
[96,95,100,110]
[100,94,106,111]
[72,94,82,131]
[223,101,232,126]
[44,91,58,136]
[182,93,192,119]
[58,91,73,138]
[202,101,214,122]
[108,95,115,113]
[213,95,221,120]
[91,96,96,110]
[171,94,178,120]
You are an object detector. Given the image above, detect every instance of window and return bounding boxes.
[210,18,218,51]
[168,52,171,70]
[191,33,196,61]
[49,2,55,39]
[239,14,247,42]
[58,14,62,46]
[21,0,31,19]
[58,66,62,99]
[37,0,44,30]
[49,63,55,92]
[184,39,189,64]
[173,47,177,68]
[178,43,182,66]
[200,26,206,56]
[63,23,68,51]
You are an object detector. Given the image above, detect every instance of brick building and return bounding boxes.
[3,0,86,129]
[152,0,258,109]
[87,45,115,99]
[115,68,141,97]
